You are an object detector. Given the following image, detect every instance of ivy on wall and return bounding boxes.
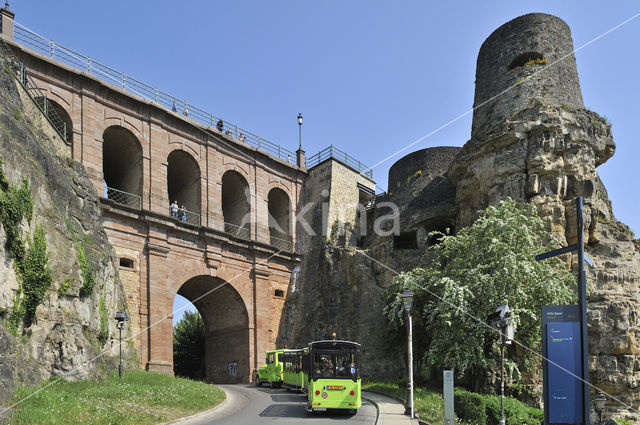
[0,159,52,334]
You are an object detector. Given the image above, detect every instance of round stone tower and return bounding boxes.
[471,13,584,139]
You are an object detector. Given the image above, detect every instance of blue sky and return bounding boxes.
[14,1,640,326]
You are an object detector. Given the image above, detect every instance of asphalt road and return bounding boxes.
[176,384,377,425]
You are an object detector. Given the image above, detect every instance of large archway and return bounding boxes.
[167,150,201,224]
[267,188,290,250]
[175,276,250,383]
[102,126,143,207]
[221,170,251,239]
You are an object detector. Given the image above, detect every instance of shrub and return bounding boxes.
[455,388,543,425]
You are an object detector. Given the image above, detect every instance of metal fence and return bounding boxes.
[270,235,292,252]
[13,23,296,164]
[169,207,201,226]
[0,37,69,143]
[106,186,141,209]
[307,145,373,178]
[223,222,251,241]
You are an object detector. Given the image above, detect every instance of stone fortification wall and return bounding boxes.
[0,55,130,403]
[472,13,584,139]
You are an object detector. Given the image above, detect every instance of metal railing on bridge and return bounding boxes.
[307,145,373,178]
[105,186,142,209]
[270,234,292,252]
[12,23,296,164]
[169,207,201,227]
[0,37,69,144]
[223,222,251,241]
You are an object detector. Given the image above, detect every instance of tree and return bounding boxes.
[173,310,206,380]
[383,198,575,388]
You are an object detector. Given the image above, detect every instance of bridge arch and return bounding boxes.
[175,275,250,383]
[222,170,251,231]
[102,125,143,198]
[267,188,290,240]
[167,150,201,218]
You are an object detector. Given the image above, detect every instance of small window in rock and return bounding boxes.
[119,258,134,268]
[275,289,284,298]
[426,224,454,246]
[394,232,418,250]
[508,51,546,70]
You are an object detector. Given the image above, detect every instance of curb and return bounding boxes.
[361,395,381,425]
[159,386,231,425]
[362,389,430,425]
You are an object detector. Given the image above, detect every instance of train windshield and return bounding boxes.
[313,352,358,379]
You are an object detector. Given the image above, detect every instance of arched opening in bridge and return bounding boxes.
[34,97,73,144]
[222,171,250,235]
[102,126,143,201]
[267,188,290,248]
[174,276,249,383]
[167,150,201,222]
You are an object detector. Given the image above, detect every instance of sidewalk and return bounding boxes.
[362,391,420,425]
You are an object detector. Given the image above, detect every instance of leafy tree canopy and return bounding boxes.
[383,198,575,383]
[173,309,205,380]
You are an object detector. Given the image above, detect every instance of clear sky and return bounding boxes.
[12,1,640,326]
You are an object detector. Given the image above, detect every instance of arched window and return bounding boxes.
[102,126,143,208]
[167,150,201,225]
[267,188,290,250]
[35,96,73,144]
[221,171,251,239]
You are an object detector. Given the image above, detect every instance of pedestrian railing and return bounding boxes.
[12,23,296,164]
[223,222,251,241]
[270,234,292,252]
[105,186,141,209]
[0,37,69,144]
[307,145,373,178]
[169,207,201,226]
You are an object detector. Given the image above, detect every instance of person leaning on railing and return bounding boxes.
[216,119,224,132]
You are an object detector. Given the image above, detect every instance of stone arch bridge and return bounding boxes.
[1,11,306,382]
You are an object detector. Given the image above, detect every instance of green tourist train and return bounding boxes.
[255,337,361,414]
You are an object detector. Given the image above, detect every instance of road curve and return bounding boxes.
[173,384,377,425]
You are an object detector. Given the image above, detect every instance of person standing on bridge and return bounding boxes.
[216,119,224,132]
[179,204,186,222]
[171,200,179,218]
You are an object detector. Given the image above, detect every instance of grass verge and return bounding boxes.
[8,371,225,425]
[362,381,444,424]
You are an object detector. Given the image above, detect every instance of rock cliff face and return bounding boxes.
[280,12,639,422]
[0,57,131,403]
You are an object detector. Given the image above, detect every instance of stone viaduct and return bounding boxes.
[0,8,322,382]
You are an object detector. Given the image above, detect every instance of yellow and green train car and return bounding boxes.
[254,349,284,387]
[305,340,361,414]
[282,349,306,391]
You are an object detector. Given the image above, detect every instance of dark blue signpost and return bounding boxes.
[536,197,590,425]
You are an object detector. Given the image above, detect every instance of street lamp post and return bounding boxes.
[487,304,514,425]
[115,310,129,379]
[401,289,414,419]
[297,113,303,150]
[594,392,607,423]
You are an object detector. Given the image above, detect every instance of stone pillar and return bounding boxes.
[145,240,174,375]
[0,3,14,41]
[296,148,306,169]
[252,261,273,374]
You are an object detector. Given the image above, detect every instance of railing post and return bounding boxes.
[122,73,126,89]
[154,88,158,102]
[234,124,238,138]
[49,40,54,57]
[86,57,91,72]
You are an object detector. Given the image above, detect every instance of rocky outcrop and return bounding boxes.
[0,56,132,403]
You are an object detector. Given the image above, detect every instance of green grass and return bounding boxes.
[8,371,225,425]
[362,381,444,424]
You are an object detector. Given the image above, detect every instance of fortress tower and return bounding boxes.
[472,13,584,139]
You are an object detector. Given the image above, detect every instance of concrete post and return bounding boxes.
[296,148,306,169]
[0,3,14,41]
